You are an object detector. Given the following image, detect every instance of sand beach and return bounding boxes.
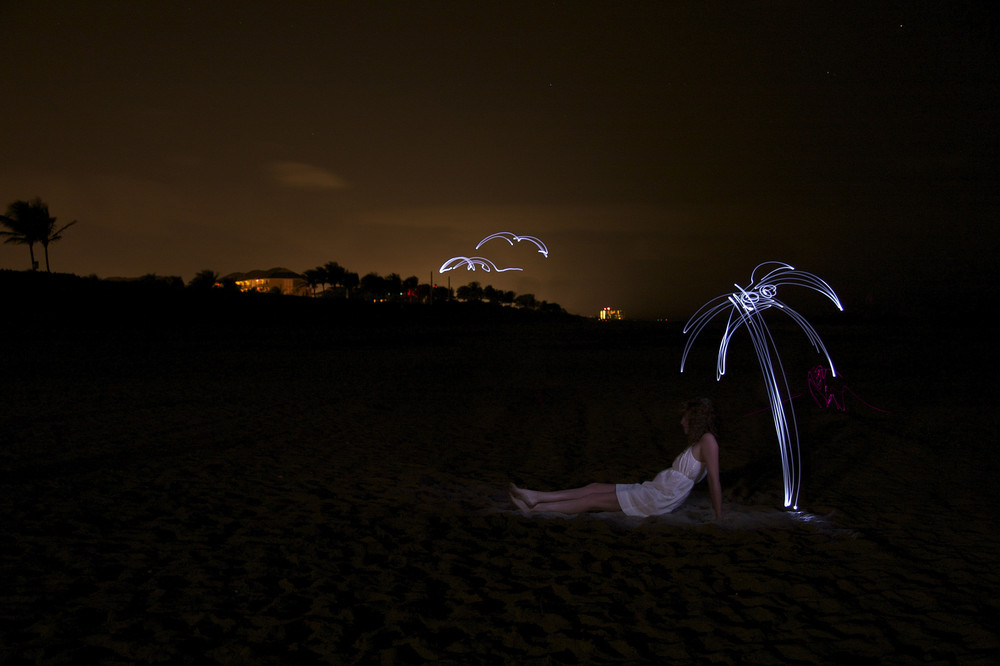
[2,285,997,664]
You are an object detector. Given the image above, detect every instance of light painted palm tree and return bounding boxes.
[681,261,843,509]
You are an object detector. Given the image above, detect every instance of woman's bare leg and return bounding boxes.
[510,482,616,507]
[509,482,621,514]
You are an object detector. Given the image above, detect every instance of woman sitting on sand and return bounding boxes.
[509,397,723,520]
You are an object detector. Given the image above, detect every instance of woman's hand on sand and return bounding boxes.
[710,505,730,523]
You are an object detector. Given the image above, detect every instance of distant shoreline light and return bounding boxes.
[599,306,623,321]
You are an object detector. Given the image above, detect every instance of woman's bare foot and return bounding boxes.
[508,483,537,509]
[509,490,531,513]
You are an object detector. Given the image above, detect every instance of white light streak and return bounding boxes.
[680,262,843,509]
[438,256,524,273]
[475,231,550,257]
[439,231,549,274]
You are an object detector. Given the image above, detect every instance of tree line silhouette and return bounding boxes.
[195,261,563,313]
[297,261,562,312]
[2,198,563,313]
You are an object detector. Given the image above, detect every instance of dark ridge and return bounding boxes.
[1,269,581,336]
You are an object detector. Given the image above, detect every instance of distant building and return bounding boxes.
[599,307,623,321]
[224,267,308,296]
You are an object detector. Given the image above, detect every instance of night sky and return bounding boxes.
[2,2,996,319]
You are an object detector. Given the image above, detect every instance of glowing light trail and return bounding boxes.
[438,256,523,273]
[439,231,549,274]
[475,232,550,257]
[807,365,889,413]
[680,262,843,509]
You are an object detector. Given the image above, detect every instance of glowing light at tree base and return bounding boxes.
[681,262,843,510]
[807,365,889,413]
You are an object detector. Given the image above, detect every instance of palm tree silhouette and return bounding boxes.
[324,261,348,295]
[1,200,43,269]
[302,268,327,296]
[0,198,77,272]
[187,269,220,290]
[680,262,843,509]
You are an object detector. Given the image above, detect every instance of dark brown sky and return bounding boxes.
[2,2,996,318]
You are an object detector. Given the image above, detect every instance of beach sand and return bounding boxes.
[2,299,997,664]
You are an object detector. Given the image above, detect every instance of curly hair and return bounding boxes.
[682,397,718,444]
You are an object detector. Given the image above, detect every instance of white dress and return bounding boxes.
[616,446,707,517]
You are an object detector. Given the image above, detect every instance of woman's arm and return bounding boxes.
[700,433,724,519]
